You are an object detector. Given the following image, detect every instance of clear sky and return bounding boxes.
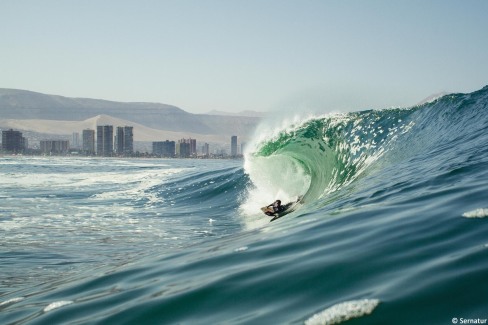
[1,0,487,114]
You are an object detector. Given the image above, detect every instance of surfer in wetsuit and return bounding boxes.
[261,196,303,217]
[262,200,283,216]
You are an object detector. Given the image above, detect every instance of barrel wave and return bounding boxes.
[244,86,488,221]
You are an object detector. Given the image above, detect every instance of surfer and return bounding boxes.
[261,196,303,218]
[262,200,285,216]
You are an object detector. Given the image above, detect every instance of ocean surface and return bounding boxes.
[1,86,488,324]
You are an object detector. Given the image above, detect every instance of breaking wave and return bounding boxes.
[243,86,488,222]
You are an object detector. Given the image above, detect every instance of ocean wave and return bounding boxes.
[242,86,488,224]
[242,108,417,224]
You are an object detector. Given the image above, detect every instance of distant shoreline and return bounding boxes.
[0,153,245,160]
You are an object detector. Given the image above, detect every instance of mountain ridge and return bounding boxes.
[0,88,260,138]
[0,114,229,143]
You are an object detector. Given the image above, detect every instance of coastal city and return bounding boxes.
[0,127,244,159]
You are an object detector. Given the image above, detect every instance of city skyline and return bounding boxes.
[2,1,487,114]
[2,126,242,158]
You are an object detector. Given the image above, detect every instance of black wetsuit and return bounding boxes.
[265,201,284,216]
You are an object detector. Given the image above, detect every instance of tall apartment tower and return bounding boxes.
[184,138,196,156]
[123,126,134,155]
[72,132,80,149]
[97,125,114,156]
[153,140,175,157]
[1,129,26,153]
[82,129,95,154]
[176,139,191,158]
[177,138,196,157]
[116,126,134,156]
[202,143,210,157]
[231,135,238,157]
[190,139,196,156]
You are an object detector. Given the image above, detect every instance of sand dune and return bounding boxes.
[0,115,229,143]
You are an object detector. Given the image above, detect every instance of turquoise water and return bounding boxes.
[1,86,488,324]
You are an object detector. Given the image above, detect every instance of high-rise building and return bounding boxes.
[123,126,134,155]
[177,138,196,157]
[153,140,175,157]
[1,129,26,153]
[115,126,134,156]
[202,143,210,157]
[72,132,80,149]
[190,138,196,156]
[181,138,196,156]
[115,127,123,154]
[40,140,69,154]
[97,125,114,156]
[176,139,191,158]
[231,135,238,157]
[82,129,95,154]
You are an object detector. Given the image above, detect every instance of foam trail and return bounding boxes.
[305,299,380,325]
[44,301,74,312]
[0,297,25,306]
[462,208,488,218]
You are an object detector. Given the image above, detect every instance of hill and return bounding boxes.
[0,89,261,138]
[0,115,229,143]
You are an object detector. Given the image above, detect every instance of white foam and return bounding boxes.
[462,208,488,218]
[240,153,310,230]
[234,246,248,252]
[43,300,73,312]
[305,299,380,325]
[0,297,24,306]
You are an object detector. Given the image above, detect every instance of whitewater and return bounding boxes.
[1,86,488,324]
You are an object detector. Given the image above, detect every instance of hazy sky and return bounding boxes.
[1,1,487,114]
